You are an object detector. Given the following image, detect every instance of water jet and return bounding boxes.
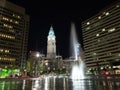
[70,23,86,80]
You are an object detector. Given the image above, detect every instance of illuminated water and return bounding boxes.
[70,23,86,90]
[0,76,120,90]
[70,23,85,80]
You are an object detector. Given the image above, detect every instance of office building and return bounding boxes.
[82,1,120,73]
[0,0,29,68]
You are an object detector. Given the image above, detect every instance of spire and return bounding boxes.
[50,25,53,31]
[47,25,56,59]
[49,25,55,36]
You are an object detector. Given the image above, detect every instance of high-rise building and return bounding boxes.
[82,1,120,73]
[47,26,56,59]
[0,0,29,68]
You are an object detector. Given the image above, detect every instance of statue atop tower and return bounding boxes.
[47,26,56,59]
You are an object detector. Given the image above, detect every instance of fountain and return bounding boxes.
[70,23,86,90]
[70,23,86,80]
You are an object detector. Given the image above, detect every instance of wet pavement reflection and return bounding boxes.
[0,75,120,90]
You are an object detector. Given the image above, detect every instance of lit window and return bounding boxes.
[105,12,109,16]
[2,17,5,19]
[0,49,3,52]
[17,16,21,19]
[98,16,101,19]
[102,28,105,32]
[118,54,120,56]
[3,17,9,21]
[96,34,99,37]
[6,18,8,21]
[116,59,119,61]
[3,24,7,27]
[10,19,13,22]
[103,12,106,14]
[15,21,19,24]
[5,50,9,53]
[86,27,90,30]
[0,33,15,39]
[9,29,15,33]
[116,5,119,8]
[87,22,90,25]
[93,53,96,55]
[3,24,13,29]
[9,26,12,28]
[108,28,115,32]
[97,39,100,42]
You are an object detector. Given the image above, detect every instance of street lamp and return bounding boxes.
[45,62,48,66]
[36,53,40,58]
[35,53,40,76]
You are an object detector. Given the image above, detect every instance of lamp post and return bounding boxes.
[45,62,48,74]
[36,53,40,58]
[35,53,40,76]
[29,51,44,76]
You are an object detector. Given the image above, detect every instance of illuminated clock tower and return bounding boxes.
[47,26,56,59]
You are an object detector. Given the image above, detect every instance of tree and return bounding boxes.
[26,61,31,72]
[39,62,44,74]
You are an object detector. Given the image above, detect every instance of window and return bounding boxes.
[98,16,101,19]
[108,28,115,32]
[102,28,105,32]
[105,12,109,16]
[96,34,99,37]
[87,22,90,25]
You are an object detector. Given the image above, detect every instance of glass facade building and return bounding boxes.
[0,0,29,68]
[82,1,120,72]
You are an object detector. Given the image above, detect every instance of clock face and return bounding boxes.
[49,30,54,36]
[50,32,53,35]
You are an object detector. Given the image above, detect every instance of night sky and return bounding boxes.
[8,0,117,58]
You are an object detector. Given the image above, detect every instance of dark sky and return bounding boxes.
[8,0,117,58]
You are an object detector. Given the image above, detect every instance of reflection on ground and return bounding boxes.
[0,75,120,90]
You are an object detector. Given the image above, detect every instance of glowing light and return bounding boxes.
[45,63,48,66]
[105,12,109,16]
[86,22,90,25]
[116,5,119,8]
[108,28,115,32]
[96,34,99,37]
[98,16,101,19]
[102,28,105,32]
[36,53,40,57]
